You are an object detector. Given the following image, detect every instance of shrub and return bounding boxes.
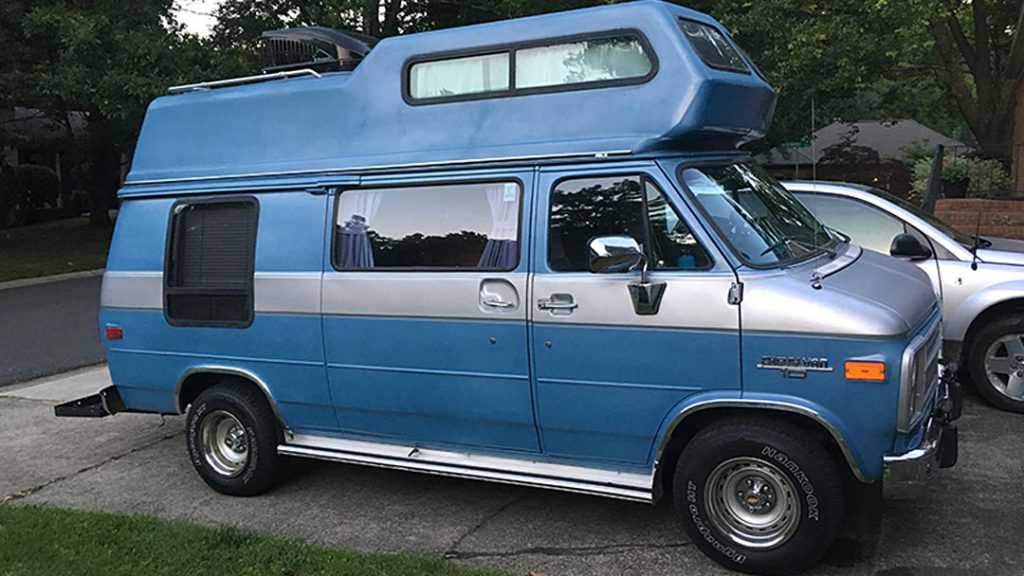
[911,156,1011,198]
[0,164,61,225]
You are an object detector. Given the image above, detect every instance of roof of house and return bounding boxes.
[123,0,776,193]
[1,107,87,149]
[759,120,968,166]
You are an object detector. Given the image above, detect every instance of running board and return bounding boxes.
[279,434,654,503]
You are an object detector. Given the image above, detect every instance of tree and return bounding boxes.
[931,0,1024,158]
[0,1,210,226]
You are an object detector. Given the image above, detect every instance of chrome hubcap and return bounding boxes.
[200,410,249,477]
[705,457,800,549]
[984,334,1024,401]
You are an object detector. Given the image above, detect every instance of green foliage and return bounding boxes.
[912,155,1012,197]
[0,505,507,576]
[0,164,60,225]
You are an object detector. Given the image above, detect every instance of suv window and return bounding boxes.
[796,193,904,254]
[164,197,258,327]
[548,175,711,272]
[334,182,521,270]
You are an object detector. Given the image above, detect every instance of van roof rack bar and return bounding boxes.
[168,68,322,94]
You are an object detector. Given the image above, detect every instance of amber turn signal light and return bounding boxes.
[844,361,885,381]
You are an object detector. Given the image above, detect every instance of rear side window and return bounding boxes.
[678,19,749,73]
[333,182,521,270]
[406,31,655,103]
[409,52,510,99]
[164,198,258,327]
[515,36,653,89]
[548,175,711,272]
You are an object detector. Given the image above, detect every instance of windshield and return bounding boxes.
[870,188,975,248]
[680,163,835,267]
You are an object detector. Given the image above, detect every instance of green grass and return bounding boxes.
[0,217,112,282]
[0,505,507,576]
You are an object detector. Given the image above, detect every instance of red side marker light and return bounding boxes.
[105,325,124,340]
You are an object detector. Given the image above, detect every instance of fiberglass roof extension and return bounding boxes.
[124,0,775,192]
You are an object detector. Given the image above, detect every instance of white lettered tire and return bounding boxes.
[672,417,844,575]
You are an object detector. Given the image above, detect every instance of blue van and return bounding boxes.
[57,2,960,573]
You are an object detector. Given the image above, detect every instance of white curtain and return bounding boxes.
[515,38,651,89]
[337,190,383,268]
[477,183,519,269]
[410,53,510,99]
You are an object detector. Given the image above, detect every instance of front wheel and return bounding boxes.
[186,382,283,496]
[966,314,1024,413]
[672,417,844,575]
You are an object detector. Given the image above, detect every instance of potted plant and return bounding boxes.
[941,156,970,198]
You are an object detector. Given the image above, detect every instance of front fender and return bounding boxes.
[945,279,1024,342]
[650,391,874,483]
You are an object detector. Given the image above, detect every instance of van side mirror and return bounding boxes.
[588,235,643,273]
[588,235,666,316]
[890,233,932,261]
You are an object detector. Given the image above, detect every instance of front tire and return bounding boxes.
[672,417,844,575]
[186,382,282,496]
[966,314,1024,413]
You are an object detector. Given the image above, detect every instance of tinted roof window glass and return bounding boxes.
[678,19,749,73]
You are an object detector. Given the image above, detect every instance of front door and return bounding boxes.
[531,163,741,466]
[321,170,539,452]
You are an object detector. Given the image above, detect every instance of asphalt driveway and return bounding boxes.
[0,274,105,386]
[2,366,1022,576]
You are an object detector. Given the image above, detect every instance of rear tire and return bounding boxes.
[966,314,1024,413]
[185,382,282,496]
[672,417,844,575]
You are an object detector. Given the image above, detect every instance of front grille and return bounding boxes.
[899,316,941,432]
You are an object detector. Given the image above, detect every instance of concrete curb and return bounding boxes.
[0,269,105,292]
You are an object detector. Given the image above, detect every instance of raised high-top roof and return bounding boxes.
[124,0,775,192]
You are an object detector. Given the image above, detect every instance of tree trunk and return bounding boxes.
[86,118,120,228]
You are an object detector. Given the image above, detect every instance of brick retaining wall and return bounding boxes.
[935,198,1024,240]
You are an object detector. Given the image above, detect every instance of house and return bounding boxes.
[759,120,968,197]
[1,106,87,188]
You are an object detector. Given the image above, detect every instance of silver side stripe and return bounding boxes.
[102,271,321,315]
[322,272,528,320]
[280,434,654,503]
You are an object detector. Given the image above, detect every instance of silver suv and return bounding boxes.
[785,181,1024,413]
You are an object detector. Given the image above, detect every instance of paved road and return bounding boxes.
[0,275,104,386]
[2,367,1023,576]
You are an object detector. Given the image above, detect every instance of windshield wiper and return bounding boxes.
[760,237,837,258]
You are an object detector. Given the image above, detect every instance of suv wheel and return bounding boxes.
[967,314,1024,413]
[672,417,844,575]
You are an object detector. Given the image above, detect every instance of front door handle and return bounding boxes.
[538,294,578,315]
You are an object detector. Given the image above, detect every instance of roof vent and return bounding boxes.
[260,27,377,74]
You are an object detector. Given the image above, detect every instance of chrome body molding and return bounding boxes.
[101,271,321,315]
[174,365,291,434]
[654,398,869,483]
[279,434,654,502]
[123,150,633,188]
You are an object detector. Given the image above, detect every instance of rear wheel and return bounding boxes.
[672,417,844,575]
[185,382,282,496]
[967,314,1024,413]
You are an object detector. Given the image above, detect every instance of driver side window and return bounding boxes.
[547,175,712,271]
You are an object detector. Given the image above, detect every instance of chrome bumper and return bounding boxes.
[882,365,961,497]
